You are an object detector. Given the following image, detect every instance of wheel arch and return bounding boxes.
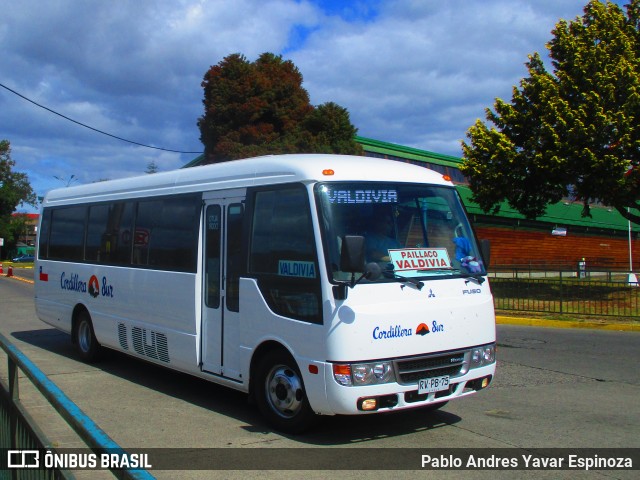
[248,340,295,400]
[70,303,90,345]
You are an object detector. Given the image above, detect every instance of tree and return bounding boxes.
[197,53,362,163]
[0,140,36,219]
[461,0,640,224]
[145,160,159,174]
[0,140,37,254]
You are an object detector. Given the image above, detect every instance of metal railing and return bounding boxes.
[0,332,155,479]
[489,269,640,317]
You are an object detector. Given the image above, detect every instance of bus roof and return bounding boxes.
[42,154,452,206]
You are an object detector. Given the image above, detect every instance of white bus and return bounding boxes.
[35,154,496,433]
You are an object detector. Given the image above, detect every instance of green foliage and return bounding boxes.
[0,140,37,218]
[0,140,37,245]
[197,53,362,162]
[145,160,159,174]
[461,0,640,224]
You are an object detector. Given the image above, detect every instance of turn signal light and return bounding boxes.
[359,398,378,411]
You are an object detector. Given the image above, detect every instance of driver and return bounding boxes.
[366,214,400,262]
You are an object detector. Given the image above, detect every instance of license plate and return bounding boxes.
[418,375,450,394]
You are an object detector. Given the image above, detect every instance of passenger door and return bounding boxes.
[201,190,245,381]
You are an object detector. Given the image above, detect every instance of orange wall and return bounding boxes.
[475,226,640,269]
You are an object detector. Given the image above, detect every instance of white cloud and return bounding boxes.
[291,0,600,150]
[0,0,626,208]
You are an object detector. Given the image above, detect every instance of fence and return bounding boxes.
[490,268,640,317]
[0,332,155,479]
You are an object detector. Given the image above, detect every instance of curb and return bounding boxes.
[3,273,34,285]
[497,315,639,332]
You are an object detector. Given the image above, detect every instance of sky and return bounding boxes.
[0,0,628,212]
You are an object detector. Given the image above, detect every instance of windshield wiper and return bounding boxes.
[382,269,424,290]
[403,267,487,286]
[464,274,485,285]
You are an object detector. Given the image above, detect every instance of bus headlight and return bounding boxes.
[470,343,496,369]
[333,361,396,386]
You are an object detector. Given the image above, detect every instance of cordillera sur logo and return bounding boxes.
[372,325,412,340]
[373,321,445,340]
[60,272,114,298]
[60,272,87,293]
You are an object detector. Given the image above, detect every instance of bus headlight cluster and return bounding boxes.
[470,343,496,368]
[333,361,396,386]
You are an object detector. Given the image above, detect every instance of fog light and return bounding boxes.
[481,376,491,389]
[359,398,378,411]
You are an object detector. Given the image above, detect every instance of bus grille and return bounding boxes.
[131,327,171,363]
[117,323,128,350]
[394,351,466,385]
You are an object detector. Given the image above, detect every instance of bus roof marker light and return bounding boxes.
[322,169,335,176]
[442,174,452,182]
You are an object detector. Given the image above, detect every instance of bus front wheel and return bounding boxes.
[74,311,102,362]
[255,350,317,434]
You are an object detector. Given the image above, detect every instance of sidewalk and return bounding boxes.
[3,269,638,331]
[496,314,639,331]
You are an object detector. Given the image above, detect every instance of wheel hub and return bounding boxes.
[267,365,303,418]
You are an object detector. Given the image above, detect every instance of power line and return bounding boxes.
[0,82,204,154]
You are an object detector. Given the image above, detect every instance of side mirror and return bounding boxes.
[340,235,365,272]
[334,237,383,300]
[479,239,491,269]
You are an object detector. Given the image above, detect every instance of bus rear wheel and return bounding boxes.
[74,310,102,362]
[255,350,317,434]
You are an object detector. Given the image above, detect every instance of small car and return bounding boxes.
[12,254,35,263]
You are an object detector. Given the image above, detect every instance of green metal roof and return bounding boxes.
[356,136,463,168]
[457,185,638,233]
[181,153,205,168]
[184,136,463,169]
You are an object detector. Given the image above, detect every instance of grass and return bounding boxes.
[491,277,640,318]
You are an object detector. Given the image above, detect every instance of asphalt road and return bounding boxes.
[0,274,638,479]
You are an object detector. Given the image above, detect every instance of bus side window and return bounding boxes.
[48,206,86,261]
[86,204,109,262]
[248,186,321,323]
[109,202,135,265]
[205,205,221,309]
[38,209,52,259]
[225,204,244,312]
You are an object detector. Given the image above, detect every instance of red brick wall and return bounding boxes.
[475,226,640,270]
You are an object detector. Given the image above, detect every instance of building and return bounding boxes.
[8,213,38,257]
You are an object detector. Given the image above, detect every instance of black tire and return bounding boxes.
[254,349,318,434]
[74,310,102,362]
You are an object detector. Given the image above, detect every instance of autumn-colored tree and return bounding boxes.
[198,53,362,163]
[461,0,640,224]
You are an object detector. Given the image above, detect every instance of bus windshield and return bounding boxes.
[315,182,486,283]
